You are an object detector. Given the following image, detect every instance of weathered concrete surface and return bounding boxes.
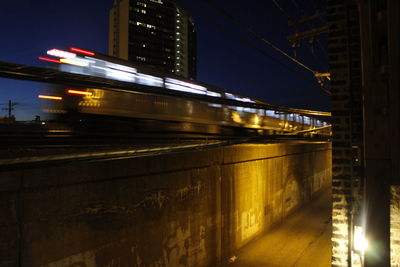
[0,141,331,267]
[222,187,332,267]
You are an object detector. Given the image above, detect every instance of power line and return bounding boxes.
[195,0,331,94]
[200,0,319,76]
[1,100,18,118]
[271,0,328,72]
[179,3,318,85]
[286,0,329,72]
[291,0,301,12]
[271,0,291,18]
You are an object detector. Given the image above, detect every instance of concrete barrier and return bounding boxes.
[0,141,331,267]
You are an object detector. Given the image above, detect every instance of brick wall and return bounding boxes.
[327,0,363,266]
[391,186,400,266]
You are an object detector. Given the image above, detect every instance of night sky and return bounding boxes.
[0,0,329,120]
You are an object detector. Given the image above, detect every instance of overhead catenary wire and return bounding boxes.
[178,3,318,85]
[271,0,291,18]
[271,0,328,72]
[200,0,319,76]
[195,0,331,95]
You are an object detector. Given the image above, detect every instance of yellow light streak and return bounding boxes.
[60,58,89,67]
[67,89,93,96]
[38,95,63,100]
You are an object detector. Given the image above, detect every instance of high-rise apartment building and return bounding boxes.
[109,0,197,79]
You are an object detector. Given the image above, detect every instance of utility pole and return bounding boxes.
[287,25,328,46]
[287,12,327,47]
[285,8,330,89]
[2,100,18,119]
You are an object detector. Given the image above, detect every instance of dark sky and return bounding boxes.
[0,0,329,120]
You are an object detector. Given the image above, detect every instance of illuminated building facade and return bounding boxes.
[109,0,197,79]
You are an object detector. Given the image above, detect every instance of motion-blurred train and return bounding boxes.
[38,47,330,136]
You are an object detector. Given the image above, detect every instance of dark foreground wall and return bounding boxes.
[0,141,331,267]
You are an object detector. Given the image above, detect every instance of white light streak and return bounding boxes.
[47,48,76,59]
[206,91,222,97]
[165,82,207,95]
[136,73,163,87]
[225,93,255,103]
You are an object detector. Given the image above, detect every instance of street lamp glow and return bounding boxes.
[354,225,368,252]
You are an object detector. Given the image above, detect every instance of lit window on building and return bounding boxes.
[137,2,147,7]
[136,56,146,61]
[135,21,156,29]
[134,8,146,13]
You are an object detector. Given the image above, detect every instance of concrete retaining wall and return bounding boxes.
[0,141,331,267]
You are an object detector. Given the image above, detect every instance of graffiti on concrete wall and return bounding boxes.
[241,207,262,241]
[40,222,208,267]
[40,178,210,267]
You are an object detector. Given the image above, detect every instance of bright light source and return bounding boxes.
[70,47,95,56]
[206,91,222,98]
[135,73,163,87]
[165,78,207,92]
[60,58,90,67]
[105,62,137,73]
[38,57,61,63]
[105,68,135,82]
[225,93,256,103]
[38,94,63,100]
[47,49,76,59]
[354,225,368,252]
[66,89,93,96]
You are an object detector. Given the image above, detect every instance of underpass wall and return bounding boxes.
[0,141,331,267]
